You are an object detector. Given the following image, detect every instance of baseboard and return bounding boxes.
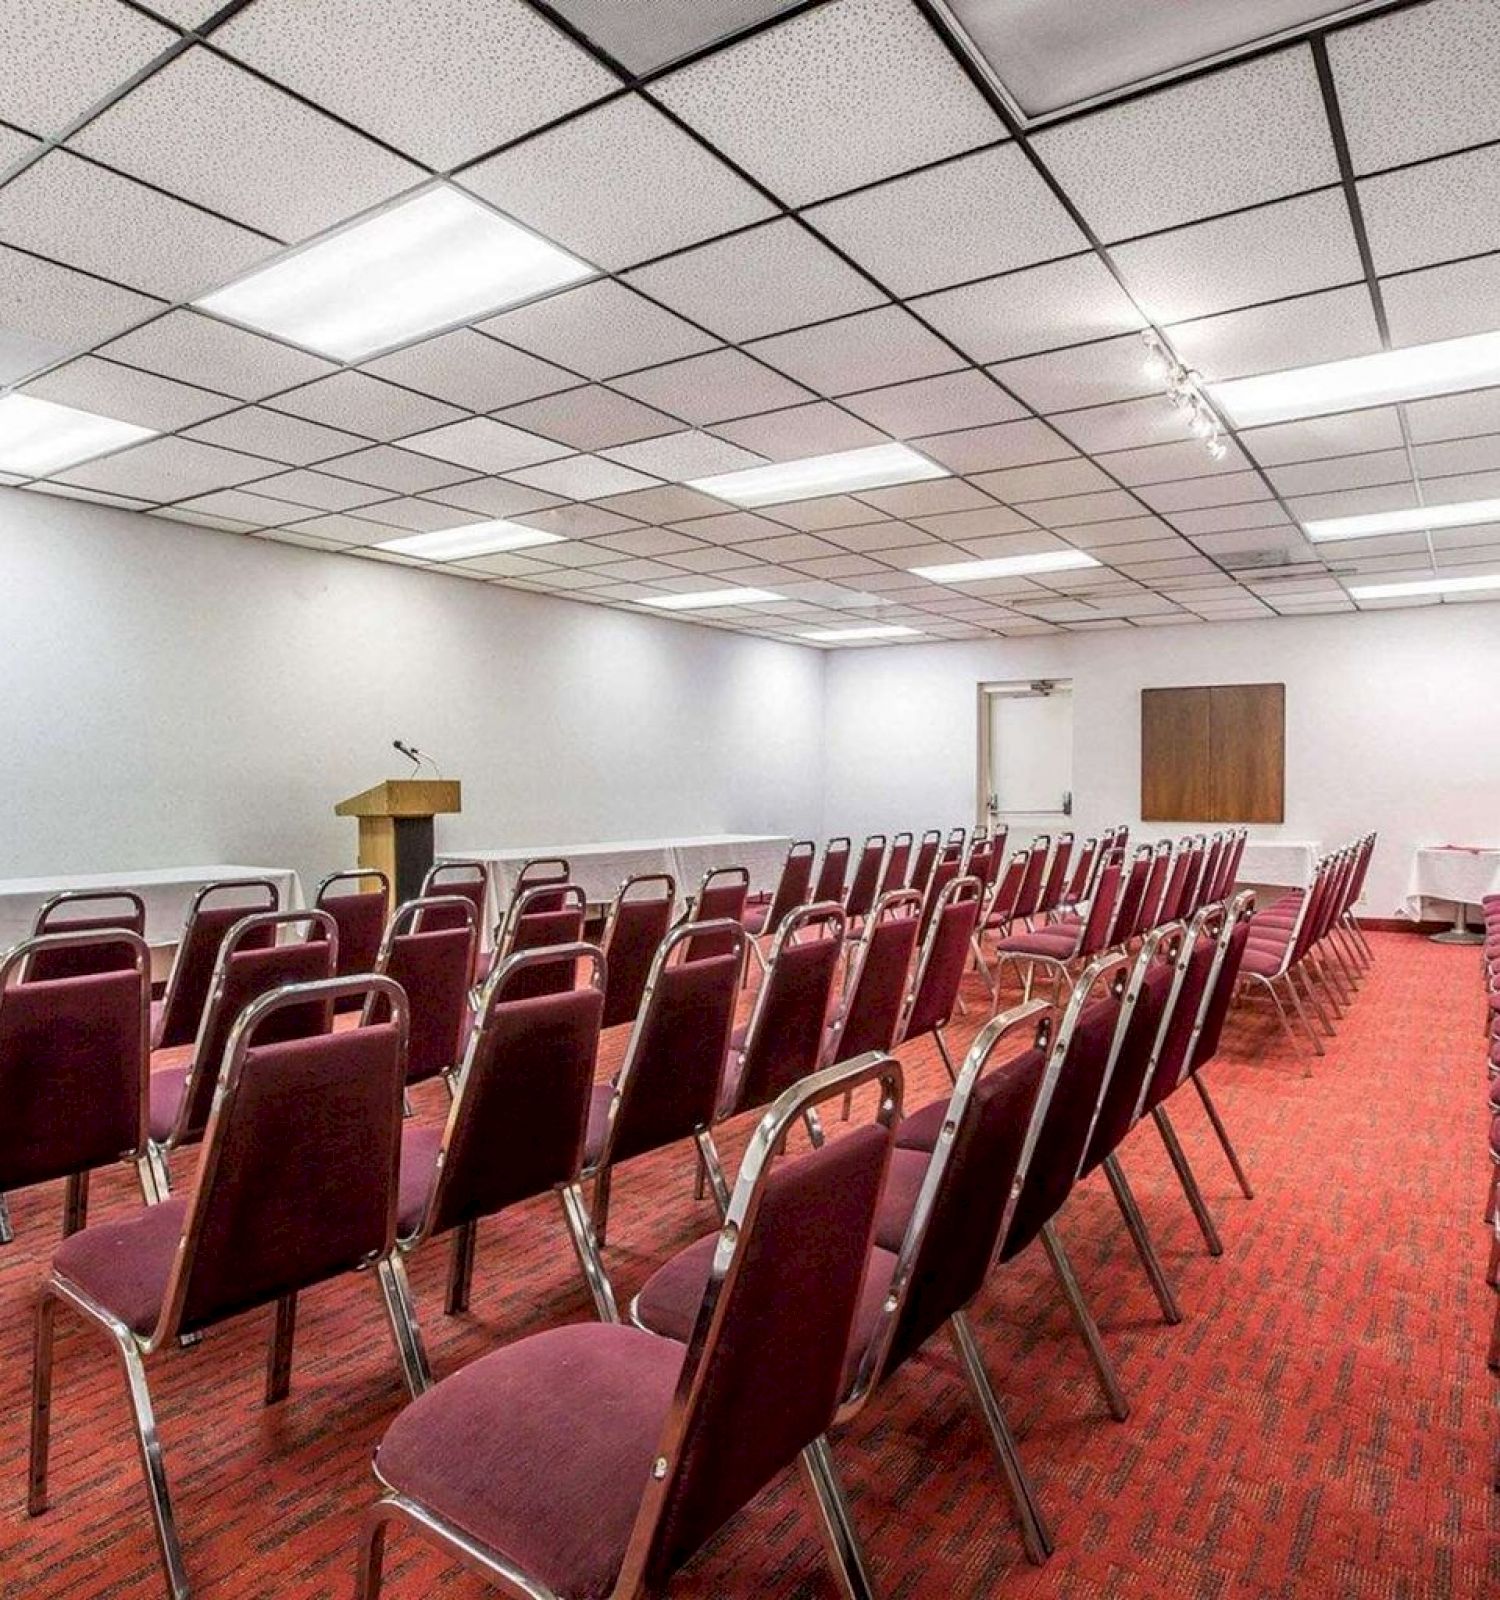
[1359,917,1450,934]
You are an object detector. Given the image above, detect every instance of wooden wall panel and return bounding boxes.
[1210,682,1285,823]
[1141,686,1212,821]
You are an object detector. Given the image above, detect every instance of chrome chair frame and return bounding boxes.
[151,877,280,1049]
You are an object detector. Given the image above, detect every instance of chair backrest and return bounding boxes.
[901,875,983,1041]
[1195,835,1226,916]
[730,903,847,1115]
[600,874,677,1029]
[370,896,478,1084]
[1108,846,1153,946]
[1011,836,1051,922]
[683,865,750,960]
[843,834,887,920]
[962,837,997,895]
[918,853,963,940]
[0,930,151,1191]
[1134,840,1175,935]
[595,922,747,1170]
[513,856,572,914]
[759,841,816,940]
[908,831,942,897]
[154,877,280,1048]
[811,836,851,904]
[496,882,588,1000]
[24,891,147,983]
[982,824,1009,883]
[984,849,1028,931]
[1184,890,1255,1075]
[1076,852,1125,959]
[878,832,914,899]
[1175,837,1208,921]
[168,910,337,1149]
[154,975,408,1345]
[413,945,605,1241]
[416,861,488,934]
[1153,842,1193,929]
[828,891,922,1063]
[616,1053,901,1596]
[312,869,390,985]
[1064,837,1099,905]
[1036,831,1073,917]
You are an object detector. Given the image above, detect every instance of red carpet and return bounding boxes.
[2,932,1497,1597]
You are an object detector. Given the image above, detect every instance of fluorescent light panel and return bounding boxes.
[799,624,922,641]
[641,587,782,610]
[375,521,565,560]
[1210,328,1500,427]
[909,549,1100,582]
[1303,496,1500,543]
[688,442,947,507]
[0,393,156,475]
[196,186,594,361]
[1349,572,1500,600]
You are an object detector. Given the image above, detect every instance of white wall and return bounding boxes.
[0,488,825,889]
[821,605,1500,918]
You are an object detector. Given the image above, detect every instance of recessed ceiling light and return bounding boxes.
[0,393,156,476]
[195,185,595,361]
[799,624,923,641]
[1349,572,1500,601]
[1210,328,1500,427]
[688,442,947,507]
[1303,496,1500,543]
[374,521,566,560]
[909,550,1101,582]
[640,587,783,610]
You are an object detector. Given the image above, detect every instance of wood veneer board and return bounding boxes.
[1141,685,1211,821]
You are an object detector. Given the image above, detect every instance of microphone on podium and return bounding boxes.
[393,739,442,778]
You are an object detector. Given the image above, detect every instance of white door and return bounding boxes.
[983,686,1074,823]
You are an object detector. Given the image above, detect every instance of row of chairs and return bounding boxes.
[1479,893,1499,1424]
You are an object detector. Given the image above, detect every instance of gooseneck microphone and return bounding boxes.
[393,739,442,778]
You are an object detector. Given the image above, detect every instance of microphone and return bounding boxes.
[392,739,421,772]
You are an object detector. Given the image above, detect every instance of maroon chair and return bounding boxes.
[357,1051,902,1600]
[1195,834,1227,915]
[369,896,478,1087]
[145,909,336,1195]
[993,853,1125,1004]
[1061,837,1100,910]
[30,975,428,1600]
[416,861,489,938]
[1214,827,1248,902]
[395,943,615,1326]
[940,826,967,864]
[843,834,887,922]
[899,874,984,1081]
[313,869,390,977]
[0,930,154,1246]
[1010,835,1052,929]
[877,831,914,899]
[600,874,677,1029]
[812,835,852,904]
[963,836,998,899]
[918,852,962,941]
[584,920,748,1239]
[1132,840,1174,937]
[512,856,572,914]
[681,865,749,960]
[908,830,942,896]
[151,877,280,1049]
[1034,831,1074,919]
[24,890,148,983]
[831,890,923,1122]
[1108,844,1155,950]
[743,840,814,942]
[493,881,587,1001]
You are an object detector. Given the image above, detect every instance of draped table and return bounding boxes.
[1236,840,1322,890]
[1404,845,1500,943]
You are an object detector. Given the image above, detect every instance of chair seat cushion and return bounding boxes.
[740,903,770,936]
[147,1059,190,1143]
[993,929,1078,959]
[397,1123,444,1237]
[375,1323,683,1600]
[1240,945,1286,977]
[874,1147,929,1252]
[583,1082,615,1166]
[895,1095,946,1152]
[52,1197,188,1336]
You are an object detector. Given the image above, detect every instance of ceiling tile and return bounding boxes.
[709,401,887,460]
[214,0,619,170]
[909,506,1035,541]
[505,454,660,499]
[1382,255,1500,347]
[1063,515,1177,548]
[839,370,1024,438]
[1048,394,1192,454]
[362,329,579,412]
[666,509,791,544]
[511,504,640,538]
[989,332,1169,414]
[69,46,424,241]
[805,143,1083,296]
[1414,433,1500,479]
[21,355,233,431]
[1239,405,1404,465]
[171,487,329,526]
[343,496,485,532]
[276,513,408,547]
[423,478,562,518]
[269,372,465,440]
[592,484,727,523]
[760,495,893,531]
[0,245,161,384]
[98,309,336,400]
[1164,284,1383,381]
[1267,448,1411,497]
[969,457,1112,503]
[1170,503,1291,537]
[0,126,41,170]
[182,405,369,465]
[245,468,391,512]
[458,94,775,270]
[494,385,683,449]
[729,532,848,563]
[913,254,1145,363]
[1113,190,1363,323]
[610,348,812,424]
[541,1,807,75]
[0,0,174,138]
[1032,47,1337,241]
[398,416,573,472]
[912,417,1072,473]
[1092,437,1250,486]
[1014,488,1144,527]
[1132,469,1268,511]
[315,444,476,493]
[1402,387,1500,444]
[857,478,996,517]
[1359,144,1500,275]
[817,519,929,553]
[652,0,1004,207]
[600,431,764,480]
[52,436,273,500]
[745,306,959,395]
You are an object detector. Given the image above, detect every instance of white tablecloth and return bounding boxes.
[438,834,792,926]
[1403,846,1500,919]
[0,864,304,953]
[1236,840,1322,889]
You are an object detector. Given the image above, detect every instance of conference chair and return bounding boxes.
[843,834,887,924]
[354,1051,901,1600]
[832,890,924,1122]
[878,831,914,899]
[742,842,815,972]
[1238,858,1337,1065]
[368,896,478,1088]
[1034,831,1074,920]
[1061,836,1100,911]
[29,976,428,1600]
[416,861,489,934]
[511,856,573,914]
[681,864,749,959]
[899,875,984,1082]
[599,873,677,1028]
[151,877,280,1049]
[918,851,962,940]
[491,881,587,1001]
[992,852,1125,1004]
[583,920,748,1243]
[1196,835,1226,918]
[908,829,942,896]
[812,835,852,904]
[23,889,147,982]
[144,908,336,1196]
[1133,839,1175,940]
[313,869,390,980]
[394,944,615,1327]
[1010,834,1053,930]
[0,929,154,1247]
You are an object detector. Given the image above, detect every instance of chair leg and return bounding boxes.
[1279,976,1324,1066]
[0,1190,13,1245]
[804,1107,827,1149]
[28,1288,56,1516]
[797,1437,876,1600]
[1101,1155,1182,1325]
[445,1221,477,1316]
[1489,1291,1500,1373]
[1151,1106,1224,1257]
[695,1130,731,1219]
[591,1164,613,1248]
[1293,965,1336,1036]
[265,1292,296,1406]
[559,1182,619,1324]
[376,1255,432,1399]
[1191,1075,1254,1200]
[935,1030,957,1084]
[1485,1226,1499,1290]
[947,1311,1054,1564]
[63,1172,90,1238]
[354,1503,391,1600]
[1039,1221,1129,1422]
[144,1142,173,1200]
[134,1153,163,1207]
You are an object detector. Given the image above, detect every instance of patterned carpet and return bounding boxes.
[1,931,1496,1598]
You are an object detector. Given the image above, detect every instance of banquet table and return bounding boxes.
[1236,840,1322,890]
[436,834,793,929]
[1403,845,1500,937]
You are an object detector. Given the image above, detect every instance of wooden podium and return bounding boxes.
[335,779,462,907]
